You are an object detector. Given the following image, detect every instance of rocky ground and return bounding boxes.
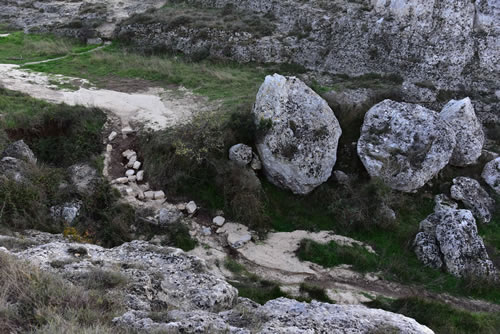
[0,1,499,333]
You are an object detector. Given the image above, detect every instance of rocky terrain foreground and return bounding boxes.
[0,1,499,333]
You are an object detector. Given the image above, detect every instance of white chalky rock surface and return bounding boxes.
[253,74,342,195]
[439,98,484,166]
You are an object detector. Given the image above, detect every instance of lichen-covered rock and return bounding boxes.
[1,140,37,164]
[414,195,497,280]
[0,157,29,182]
[9,233,238,313]
[158,207,183,226]
[357,100,456,192]
[439,98,484,166]
[253,74,342,195]
[68,163,99,195]
[450,177,495,223]
[229,144,253,166]
[114,297,434,334]
[482,157,500,194]
[50,201,82,224]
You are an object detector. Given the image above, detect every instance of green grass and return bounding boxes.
[0,88,106,167]
[297,239,378,272]
[366,296,500,334]
[0,31,83,64]
[161,222,198,251]
[25,43,267,114]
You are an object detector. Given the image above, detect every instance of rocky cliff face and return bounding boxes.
[114,0,499,95]
[2,0,498,98]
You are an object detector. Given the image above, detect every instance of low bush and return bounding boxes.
[0,252,125,333]
[297,239,378,272]
[161,222,198,251]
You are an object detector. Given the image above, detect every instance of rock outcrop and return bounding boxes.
[482,157,500,194]
[253,74,341,194]
[439,98,484,166]
[414,195,497,280]
[68,163,99,195]
[357,100,456,192]
[1,140,37,164]
[2,231,434,333]
[450,177,495,223]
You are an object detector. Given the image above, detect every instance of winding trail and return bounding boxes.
[0,47,211,130]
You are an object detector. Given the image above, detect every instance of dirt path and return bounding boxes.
[0,63,211,130]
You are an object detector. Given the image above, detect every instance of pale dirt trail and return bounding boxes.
[0,63,211,130]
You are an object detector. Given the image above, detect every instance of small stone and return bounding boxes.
[122,149,136,159]
[333,170,350,186]
[133,161,141,170]
[125,188,134,196]
[482,157,500,195]
[202,227,212,236]
[186,201,197,214]
[212,216,225,227]
[108,131,117,142]
[229,144,253,166]
[136,170,144,182]
[144,191,155,200]
[250,153,262,170]
[137,191,145,200]
[128,175,137,183]
[122,126,135,136]
[106,144,113,153]
[125,169,135,177]
[154,191,165,200]
[127,155,137,168]
[114,177,128,184]
[176,203,186,211]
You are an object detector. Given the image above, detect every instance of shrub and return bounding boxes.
[0,252,124,333]
[161,222,198,251]
[296,239,378,272]
[79,268,128,290]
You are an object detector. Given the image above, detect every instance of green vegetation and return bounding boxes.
[79,268,128,290]
[299,283,336,303]
[0,31,90,64]
[367,296,500,334]
[297,239,378,272]
[0,88,106,167]
[0,252,126,333]
[123,2,275,39]
[161,222,198,251]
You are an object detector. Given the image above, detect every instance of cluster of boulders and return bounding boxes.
[357,98,484,192]
[0,231,434,334]
[414,195,497,280]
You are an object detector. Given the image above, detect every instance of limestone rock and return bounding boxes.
[186,201,197,215]
[482,157,500,194]
[414,195,497,280]
[357,100,456,192]
[250,153,262,170]
[229,144,253,166]
[153,190,165,200]
[450,177,495,223]
[439,98,484,166]
[126,169,135,177]
[114,297,434,334]
[158,207,183,226]
[136,170,144,182]
[68,163,99,195]
[108,131,117,142]
[212,216,225,227]
[253,74,342,195]
[50,201,82,224]
[0,157,28,182]
[1,140,36,164]
[8,233,238,314]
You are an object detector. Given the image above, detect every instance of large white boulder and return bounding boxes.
[357,100,456,192]
[439,98,484,166]
[482,157,500,194]
[414,195,497,280]
[253,74,342,195]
